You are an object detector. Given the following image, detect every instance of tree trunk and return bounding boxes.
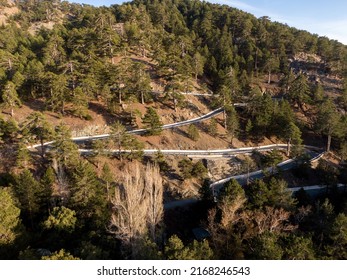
[106,181,110,201]
[327,134,332,152]
[10,107,14,117]
[173,97,177,112]
[141,91,144,104]
[254,49,258,76]
[40,138,45,159]
[119,91,122,104]
[223,109,227,130]
[246,164,250,185]
[8,58,12,71]
[268,71,271,84]
[118,139,122,161]
[287,138,291,157]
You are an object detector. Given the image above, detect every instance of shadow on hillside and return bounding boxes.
[24,99,61,119]
[88,102,118,125]
[171,127,190,140]
[131,58,155,68]
[25,99,46,111]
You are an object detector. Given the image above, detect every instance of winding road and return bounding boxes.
[210,149,324,190]
[27,105,326,199]
[28,107,225,149]
[29,104,250,149]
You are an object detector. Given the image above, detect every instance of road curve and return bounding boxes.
[28,104,252,149]
[26,104,326,197]
[210,150,325,191]
[77,144,325,194]
[78,144,290,156]
[28,107,224,149]
[78,144,323,158]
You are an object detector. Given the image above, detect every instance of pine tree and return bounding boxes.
[46,73,69,114]
[101,163,114,201]
[193,52,205,81]
[69,161,102,220]
[284,121,302,156]
[16,142,32,169]
[287,74,311,111]
[42,249,79,260]
[110,121,128,159]
[192,161,208,179]
[1,81,21,117]
[208,119,218,137]
[13,170,41,227]
[22,112,55,158]
[219,179,246,202]
[131,62,152,104]
[267,178,296,210]
[264,55,280,84]
[50,124,79,167]
[281,234,315,260]
[315,98,341,152]
[251,232,283,260]
[265,150,283,174]
[225,104,239,141]
[71,87,89,119]
[245,119,253,138]
[0,188,21,245]
[326,213,347,259]
[164,76,185,112]
[337,84,347,113]
[43,206,77,233]
[39,166,55,212]
[246,179,271,209]
[187,124,199,141]
[165,235,213,260]
[142,107,163,136]
[178,158,193,179]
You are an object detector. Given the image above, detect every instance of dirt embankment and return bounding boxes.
[0,2,19,25]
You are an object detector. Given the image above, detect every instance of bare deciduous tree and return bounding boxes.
[144,163,163,241]
[219,196,246,230]
[109,162,163,258]
[206,195,246,259]
[242,206,297,236]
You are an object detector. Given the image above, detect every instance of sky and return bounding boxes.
[67,0,347,45]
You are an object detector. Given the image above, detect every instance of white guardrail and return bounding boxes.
[210,150,325,188]
[78,144,290,156]
[27,107,225,149]
[27,104,251,149]
[26,105,326,192]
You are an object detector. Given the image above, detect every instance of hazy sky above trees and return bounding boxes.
[67,0,347,44]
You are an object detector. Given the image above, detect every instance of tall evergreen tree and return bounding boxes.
[0,188,21,246]
[287,74,311,111]
[50,124,79,167]
[142,107,163,136]
[22,112,55,158]
[12,170,41,227]
[315,98,341,152]
[1,81,21,117]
